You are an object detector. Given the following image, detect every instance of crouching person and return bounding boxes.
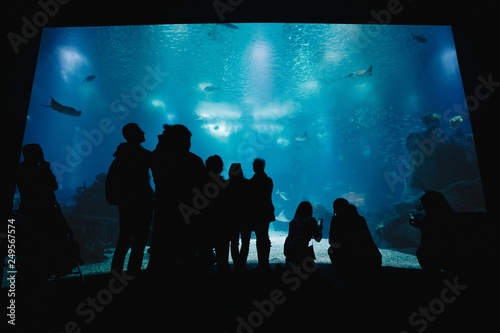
[284,201,322,266]
[328,198,381,285]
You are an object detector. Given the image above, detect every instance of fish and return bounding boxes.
[275,209,291,223]
[41,97,82,117]
[329,65,372,82]
[216,23,239,30]
[82,75,96,83]
[411,33,427,43]
[294,131,309,142]
[204,85,220,92]
[276,189,290,201]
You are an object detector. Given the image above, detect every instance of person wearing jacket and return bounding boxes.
[249,158,275,273]
[108,123,154,276]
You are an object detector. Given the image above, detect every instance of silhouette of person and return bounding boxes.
[147,124,172,270]
[228,163,252,273]
[328,199,381,283]
[204,155,231,274]
[108,123,154,276]
[17,144,58,212]
[284,201,322,265]
[249,158,275,273]
[410,190,481,273]
[148,124,207,275]
[16,144,81,283]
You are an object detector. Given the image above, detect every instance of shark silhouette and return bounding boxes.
[329,65,372,82]
[411,33,427,43]
[41,97,82,117]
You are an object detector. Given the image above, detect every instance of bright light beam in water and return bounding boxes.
[57,46,87,83]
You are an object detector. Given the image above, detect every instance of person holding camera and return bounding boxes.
[284,201,323,265]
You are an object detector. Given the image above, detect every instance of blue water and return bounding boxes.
[22,23,482,219]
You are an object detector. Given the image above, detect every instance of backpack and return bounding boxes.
[105,158,121,205]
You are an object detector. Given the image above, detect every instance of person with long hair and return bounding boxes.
[284,201,322,265]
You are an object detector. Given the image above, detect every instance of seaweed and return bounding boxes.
[419,112,441,128]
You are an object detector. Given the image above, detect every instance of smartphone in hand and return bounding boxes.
[407,210,419,228]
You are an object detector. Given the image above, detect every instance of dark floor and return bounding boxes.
[6,263,497,333]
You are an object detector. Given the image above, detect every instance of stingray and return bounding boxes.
[275,210,291,223]
[329,65,373,82]
[41,97,82,117]
[294,132,309,142]
[82,75,96,83]
[276,189,290,201]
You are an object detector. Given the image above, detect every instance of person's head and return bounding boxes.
[156,124,173,149]
[229,163,243,180]
[253,158,266,173]
[294,201,313,219]
[122,123,145,144]
[22,144,44,163]
[346,204,358,217]
[170,124,192,152]
[333,198,349,217]
[206,155,223,175]
[161,124,172,138]
[420,190,454,216]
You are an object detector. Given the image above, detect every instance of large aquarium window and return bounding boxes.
[19,23,486,272]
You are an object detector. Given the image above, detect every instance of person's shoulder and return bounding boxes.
[187,152,206,170]
[139,145,152,153]
[306,216,317,224]
[137,145,153,159]
[187,151,203,162]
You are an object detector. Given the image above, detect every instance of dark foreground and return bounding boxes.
[6,263,497,333]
